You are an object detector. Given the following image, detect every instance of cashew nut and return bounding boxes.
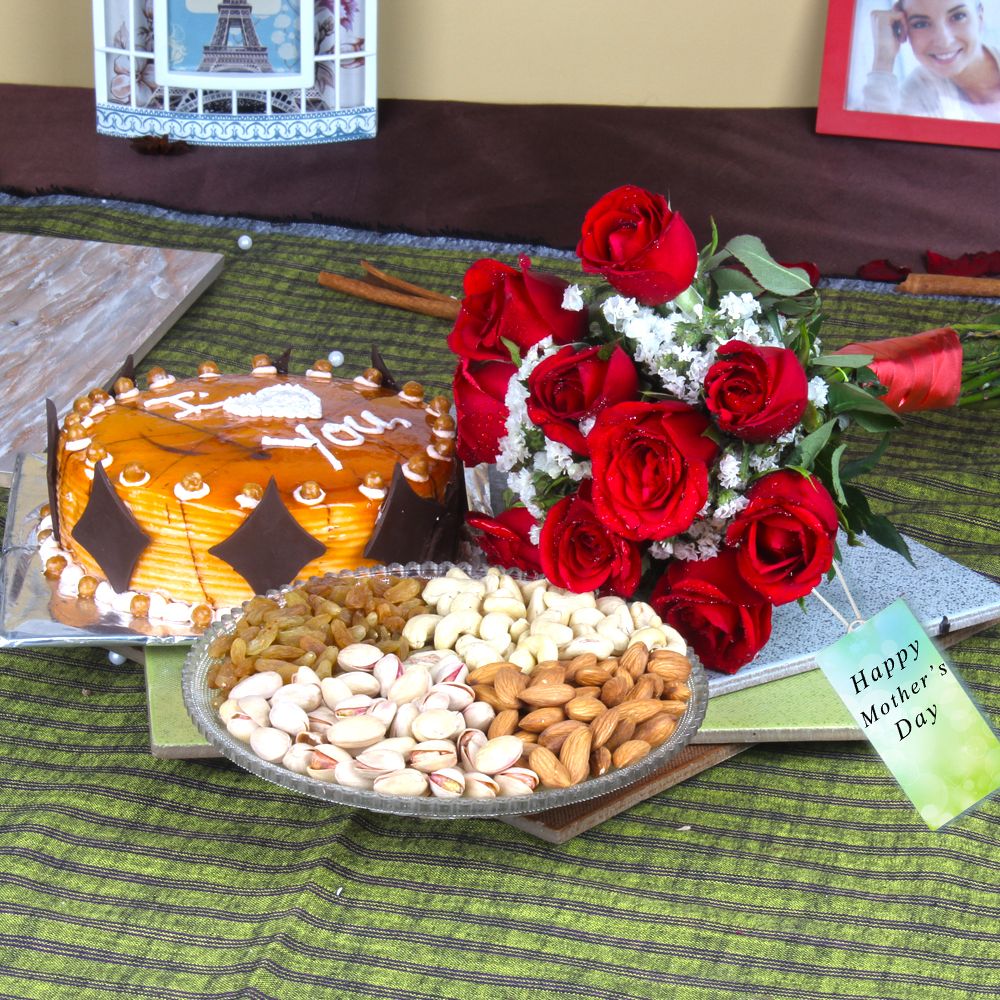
[569,607,604,628]
[481,595,527,618]
[515,634,559,664]
[401,613,442,649]
[630,601,662,629]
[463,641,511,670]
[629,625,668,650]
[526,587,548,622]
[479,612,515,644]
[434,610,483,650]
[661,625,688,655]
[509,618,530,643]
[595,618,630,654]
[563,635,615,660]
[529,619,574,647]
[508,648,535,673]
[517,579,549,602]
[596,595,626,616]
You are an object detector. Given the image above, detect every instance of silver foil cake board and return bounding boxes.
[0,232,223,486]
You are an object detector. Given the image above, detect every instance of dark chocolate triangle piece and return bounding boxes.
[45,398,62,545]
[370,346,401,391]
[274,347,292,375]
[71,462,151,593]
[112,354,135,387]
[208,477,325,595]
[364,463,463,565]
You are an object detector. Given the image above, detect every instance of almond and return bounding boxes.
[559,726,592,785]
[487,708,520,739]
[519,705,565,732]
[534,659,563,673]
[647,652,691,682]
[600,675,632,708]
[590,746,612,778]
[612,739,652,769]
[589,706,621,748]
[529,745,573,788]
[670,683,692,701]
[575,666,611,687]
[617,698,665,724]
[571,686,602,700]
[567,652,598,676]
[519,683,576,708]
[624,675,658,702]
[634,712,677,747]
[494,667,528,709]
[657,699,690,718]
[537,719,587,753]
[471,684,505,711]
[619,642,649,678]
[468,661,518,684]
[597,657,619,674]
[513,729,538,745]
[565,696,606,722]
[530,664,566,687]
[605,719,636,752]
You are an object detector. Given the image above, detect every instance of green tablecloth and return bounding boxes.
[1,200,998,999]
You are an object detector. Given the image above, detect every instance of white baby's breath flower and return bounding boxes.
[529,525,542,545]
[602,295,641,331]
[648,540,674,560]
[808,375,830,408]
[562,284,584,311]
[532,439,590,482]
[672,541,699,561]
[579,416,597,437]
[718,452,744,490]
[749,451,781,474]
[718,292,761,322]
[714,493,749,521]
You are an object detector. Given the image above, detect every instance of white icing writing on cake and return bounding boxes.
[262,411,412,472]
[222,384,322,421]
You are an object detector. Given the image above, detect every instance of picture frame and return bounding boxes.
[92,1,377,146]
[817,0,1000,150]
[152,0,315,91]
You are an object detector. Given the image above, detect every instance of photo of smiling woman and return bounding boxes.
[850,1,1000,120]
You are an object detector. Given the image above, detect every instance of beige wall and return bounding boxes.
[0,0,827,107]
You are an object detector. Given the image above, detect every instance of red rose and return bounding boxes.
[726,471,839,605]
[651,551,772,674]
[526,345,639,455]
[539,483,642,596]
[447,256,587,363]
[588,401,719,541]
[452,359,515,465]
[467,507,542,576]
[703,340,808,443]
[576,185,698,306]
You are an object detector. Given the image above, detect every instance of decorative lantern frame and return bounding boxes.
[92,1,377,146]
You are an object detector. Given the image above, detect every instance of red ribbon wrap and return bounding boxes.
[837,328,963,413]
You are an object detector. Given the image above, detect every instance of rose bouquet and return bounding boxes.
[449,185,982,673]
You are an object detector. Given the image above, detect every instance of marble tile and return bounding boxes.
[0,233,223,485]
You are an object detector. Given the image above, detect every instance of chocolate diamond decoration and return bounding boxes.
[364,461,465,565]
[274,347,292,375]
[209,477,325,595]
[370,346,402,391]
[45,398,62,545]
[71,462,151,593]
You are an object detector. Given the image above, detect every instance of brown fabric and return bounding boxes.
[3,84,1000,277]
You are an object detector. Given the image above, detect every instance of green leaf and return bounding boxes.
[813,353,874,368]
[712,267,762,298]
[851,409,903,433]
[700,217,720,262]
[864,514,915,566]
[829,441,848,504]
[840,433,892,481]
[828,383,902,426]
[723,235,813,297]
[501,337,521,366]
[790,418,837,470]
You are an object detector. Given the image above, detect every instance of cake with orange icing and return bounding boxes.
[38,356,458,625]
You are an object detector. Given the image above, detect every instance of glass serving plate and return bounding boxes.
[182,561,708,819]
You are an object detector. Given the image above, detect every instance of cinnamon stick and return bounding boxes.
[360,260,458,304]
[317,270,460,321]
[898,274,1000,297]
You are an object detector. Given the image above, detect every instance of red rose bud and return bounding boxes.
[447,256,587,363]
[726,471,839,605]
[704,340,809,443]
[651,550,773,674]
[857,259,911,283]
[526,344,639,455]
[539,482,642,597]
[467,507,543,576]
[588,401,719,541]
[576,185,698,306]
[837,328,962,413]
[452,359,516,465]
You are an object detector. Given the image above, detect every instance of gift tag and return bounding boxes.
[815,598,1000,829]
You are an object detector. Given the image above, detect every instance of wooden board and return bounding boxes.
[0,233,223,485]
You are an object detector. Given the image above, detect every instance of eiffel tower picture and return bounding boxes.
[197,1,274,74]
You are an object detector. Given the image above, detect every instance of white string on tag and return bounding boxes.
[811,562,865,633]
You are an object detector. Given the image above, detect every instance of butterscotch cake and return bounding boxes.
[38,356,459,624]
